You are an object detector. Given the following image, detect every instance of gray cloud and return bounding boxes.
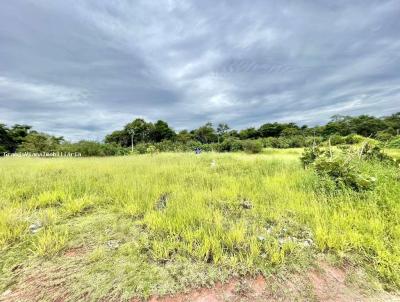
[0,0,399,140]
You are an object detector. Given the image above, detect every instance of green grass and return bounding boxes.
[386,148,400,160]
[0,151,399,300]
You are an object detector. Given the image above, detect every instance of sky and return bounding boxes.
[0,0,399,141]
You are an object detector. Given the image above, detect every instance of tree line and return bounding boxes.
[105,113,400,146]
[1,112,400,156]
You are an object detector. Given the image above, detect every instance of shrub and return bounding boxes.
[301,143,379,191]
[261,137,278,148]
[186,140,211,152]
[375,130,393,142]
[146,145,157,154]
[197,143,213,152]
[360,142,398,165]
[218,138,243,152]
[275,137,290,148]
[287,135,306,147]
[329,135,345,145]
[300,146,323,167]
[134,143,149,154]
[59,141,127,156]
[156,140,185,152]
[313,155,376,191]
[388,137,400,149]
[242,140,263,154]
[344,134,364,144]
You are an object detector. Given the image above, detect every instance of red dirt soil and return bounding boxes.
[2,261,399,302]
[134,262,400,302]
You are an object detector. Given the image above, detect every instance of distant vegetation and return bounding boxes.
[1,112,400,156]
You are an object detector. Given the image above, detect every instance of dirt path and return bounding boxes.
[2,261,399,302]
[140,262,400,302]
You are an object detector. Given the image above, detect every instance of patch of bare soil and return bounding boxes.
[0,273,68,302]
[0,264,79,302]
[2,261,399,302]
[307,262,400,302]
[143,262,400,302]
[63,245,88,258]
[0,246,91,302]
[138,274,314,302]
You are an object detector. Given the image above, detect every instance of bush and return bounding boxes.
[186,140,208,152]
[286,135,306,147]
[59,141,128,156]
[155,140,179,152]
[261,137,278,148]
[146,145,157,154]
[301,143,379,191]
[242,140,263,154]
[375,130,393,142]
[313,155,376,191]
[134,143,150,154]
[344,134,364,144]
[218,138,243,152]
[300,146,323,167]
[388,137,400,149]
[329,134,345,145]
[262,136,316,148]
[360,142,398,165]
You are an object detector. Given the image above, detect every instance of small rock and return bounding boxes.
[210,160,217,168]
[155,193,169,210]
[257,236,266,242]
[11,264,22,272]
[240,199,253,209]
[1,289,12,297]
[106,240,120,250]
[278,237,296,245]
[302,238,314,247]
[29,221,42,234]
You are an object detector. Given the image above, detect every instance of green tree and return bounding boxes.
[323,116,352,136]
[150,120,176,142]
[125,118,153,143]
[17,132,63,152]
[216,123,230,143]
[195,122,217,143]
[383,112,400,135]
[0,124,13,152]
[349,115,386,137]
[176,130,193,143]
[105,129,129,147]
[239,127,259,139]
[105,118,154,147]
[280,123,301,136]
[258,122,300,137]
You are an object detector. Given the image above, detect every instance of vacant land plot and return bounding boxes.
[0,151,399,301]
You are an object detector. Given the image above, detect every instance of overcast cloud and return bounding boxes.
[0,0,399,140]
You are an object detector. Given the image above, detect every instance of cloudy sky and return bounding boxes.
[0,0,399,140]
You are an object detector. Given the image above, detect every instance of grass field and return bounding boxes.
[0,150,399,301]
[386,148,400,160]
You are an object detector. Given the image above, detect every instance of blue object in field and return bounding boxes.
[195,148,202,154]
